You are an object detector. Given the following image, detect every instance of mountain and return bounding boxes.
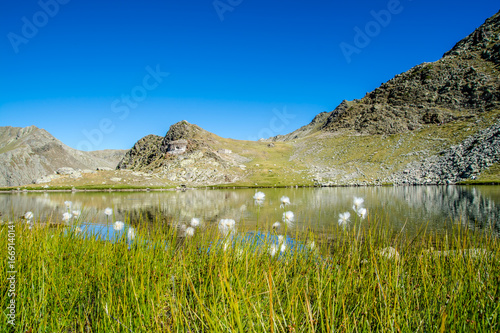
[0,126,126,187]
[115,11,500,187]
[274,10,500,139]
[261,10,500,185]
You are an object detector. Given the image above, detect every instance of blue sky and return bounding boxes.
[0,0,498,150]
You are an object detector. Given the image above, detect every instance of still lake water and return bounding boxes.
[0,186,500,235]
[1,186,499,236]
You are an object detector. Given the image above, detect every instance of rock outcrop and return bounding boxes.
[117,120,247,185]
[117,134,164,170]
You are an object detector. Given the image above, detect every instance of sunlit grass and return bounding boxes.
[1,213,499,332]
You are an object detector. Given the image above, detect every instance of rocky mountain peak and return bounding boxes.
[268,11,500,139]
[163,120,200,143]
[313,10,500,136]
[443,10,500,64]
[16,125,39,138]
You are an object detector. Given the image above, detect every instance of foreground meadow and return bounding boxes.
[1,195,499,332]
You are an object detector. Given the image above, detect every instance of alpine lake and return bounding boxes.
[1,185,499,238]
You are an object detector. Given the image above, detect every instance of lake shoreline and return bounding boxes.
[1,181,500,193]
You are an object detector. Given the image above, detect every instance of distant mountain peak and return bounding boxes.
[0,125,126,186]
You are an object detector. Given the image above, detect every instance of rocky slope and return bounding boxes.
[386,119,500,185]
[0,126,126,187]
[274,10,500,138]
[117,134,164,170]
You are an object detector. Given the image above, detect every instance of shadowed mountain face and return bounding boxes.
[0,126,126,187]
[272,10,500,139]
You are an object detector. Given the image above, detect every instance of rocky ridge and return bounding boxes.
[270,100,353,142]
[273,10,500,185]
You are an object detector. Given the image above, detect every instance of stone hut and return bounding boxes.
[167,139,188,155]
[217,149,232,154]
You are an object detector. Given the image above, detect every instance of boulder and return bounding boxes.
[56,167,76,175]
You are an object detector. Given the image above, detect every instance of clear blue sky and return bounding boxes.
[0,0,498,150]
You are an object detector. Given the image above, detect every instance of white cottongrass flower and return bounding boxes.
[253,191,265,201]
[278,235,287,252]
[280,243,287,253]
[280,196,291,208]
[352,197,364,211]
[62,212,72,222]
[113,221,124,231]
[127,227,136,241]
[185,227,195,237]
[72,210,81,217]
[104,208,113,216]
[338,212,350,227]
[64,201,72,208]
[272,222,281,230]
[269,244,278,257]
[253,191,265,205]
[218,219,236,237]
[357,207,368,219]
[190,218,200,228]
[307,240,316,251]
[282,211,294,227]
[24,211,34,220]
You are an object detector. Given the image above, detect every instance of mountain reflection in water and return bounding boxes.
[0,186,498,236]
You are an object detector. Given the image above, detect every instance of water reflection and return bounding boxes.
[0,186,498,235]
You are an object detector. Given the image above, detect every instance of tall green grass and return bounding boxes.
[1,215,499,332]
